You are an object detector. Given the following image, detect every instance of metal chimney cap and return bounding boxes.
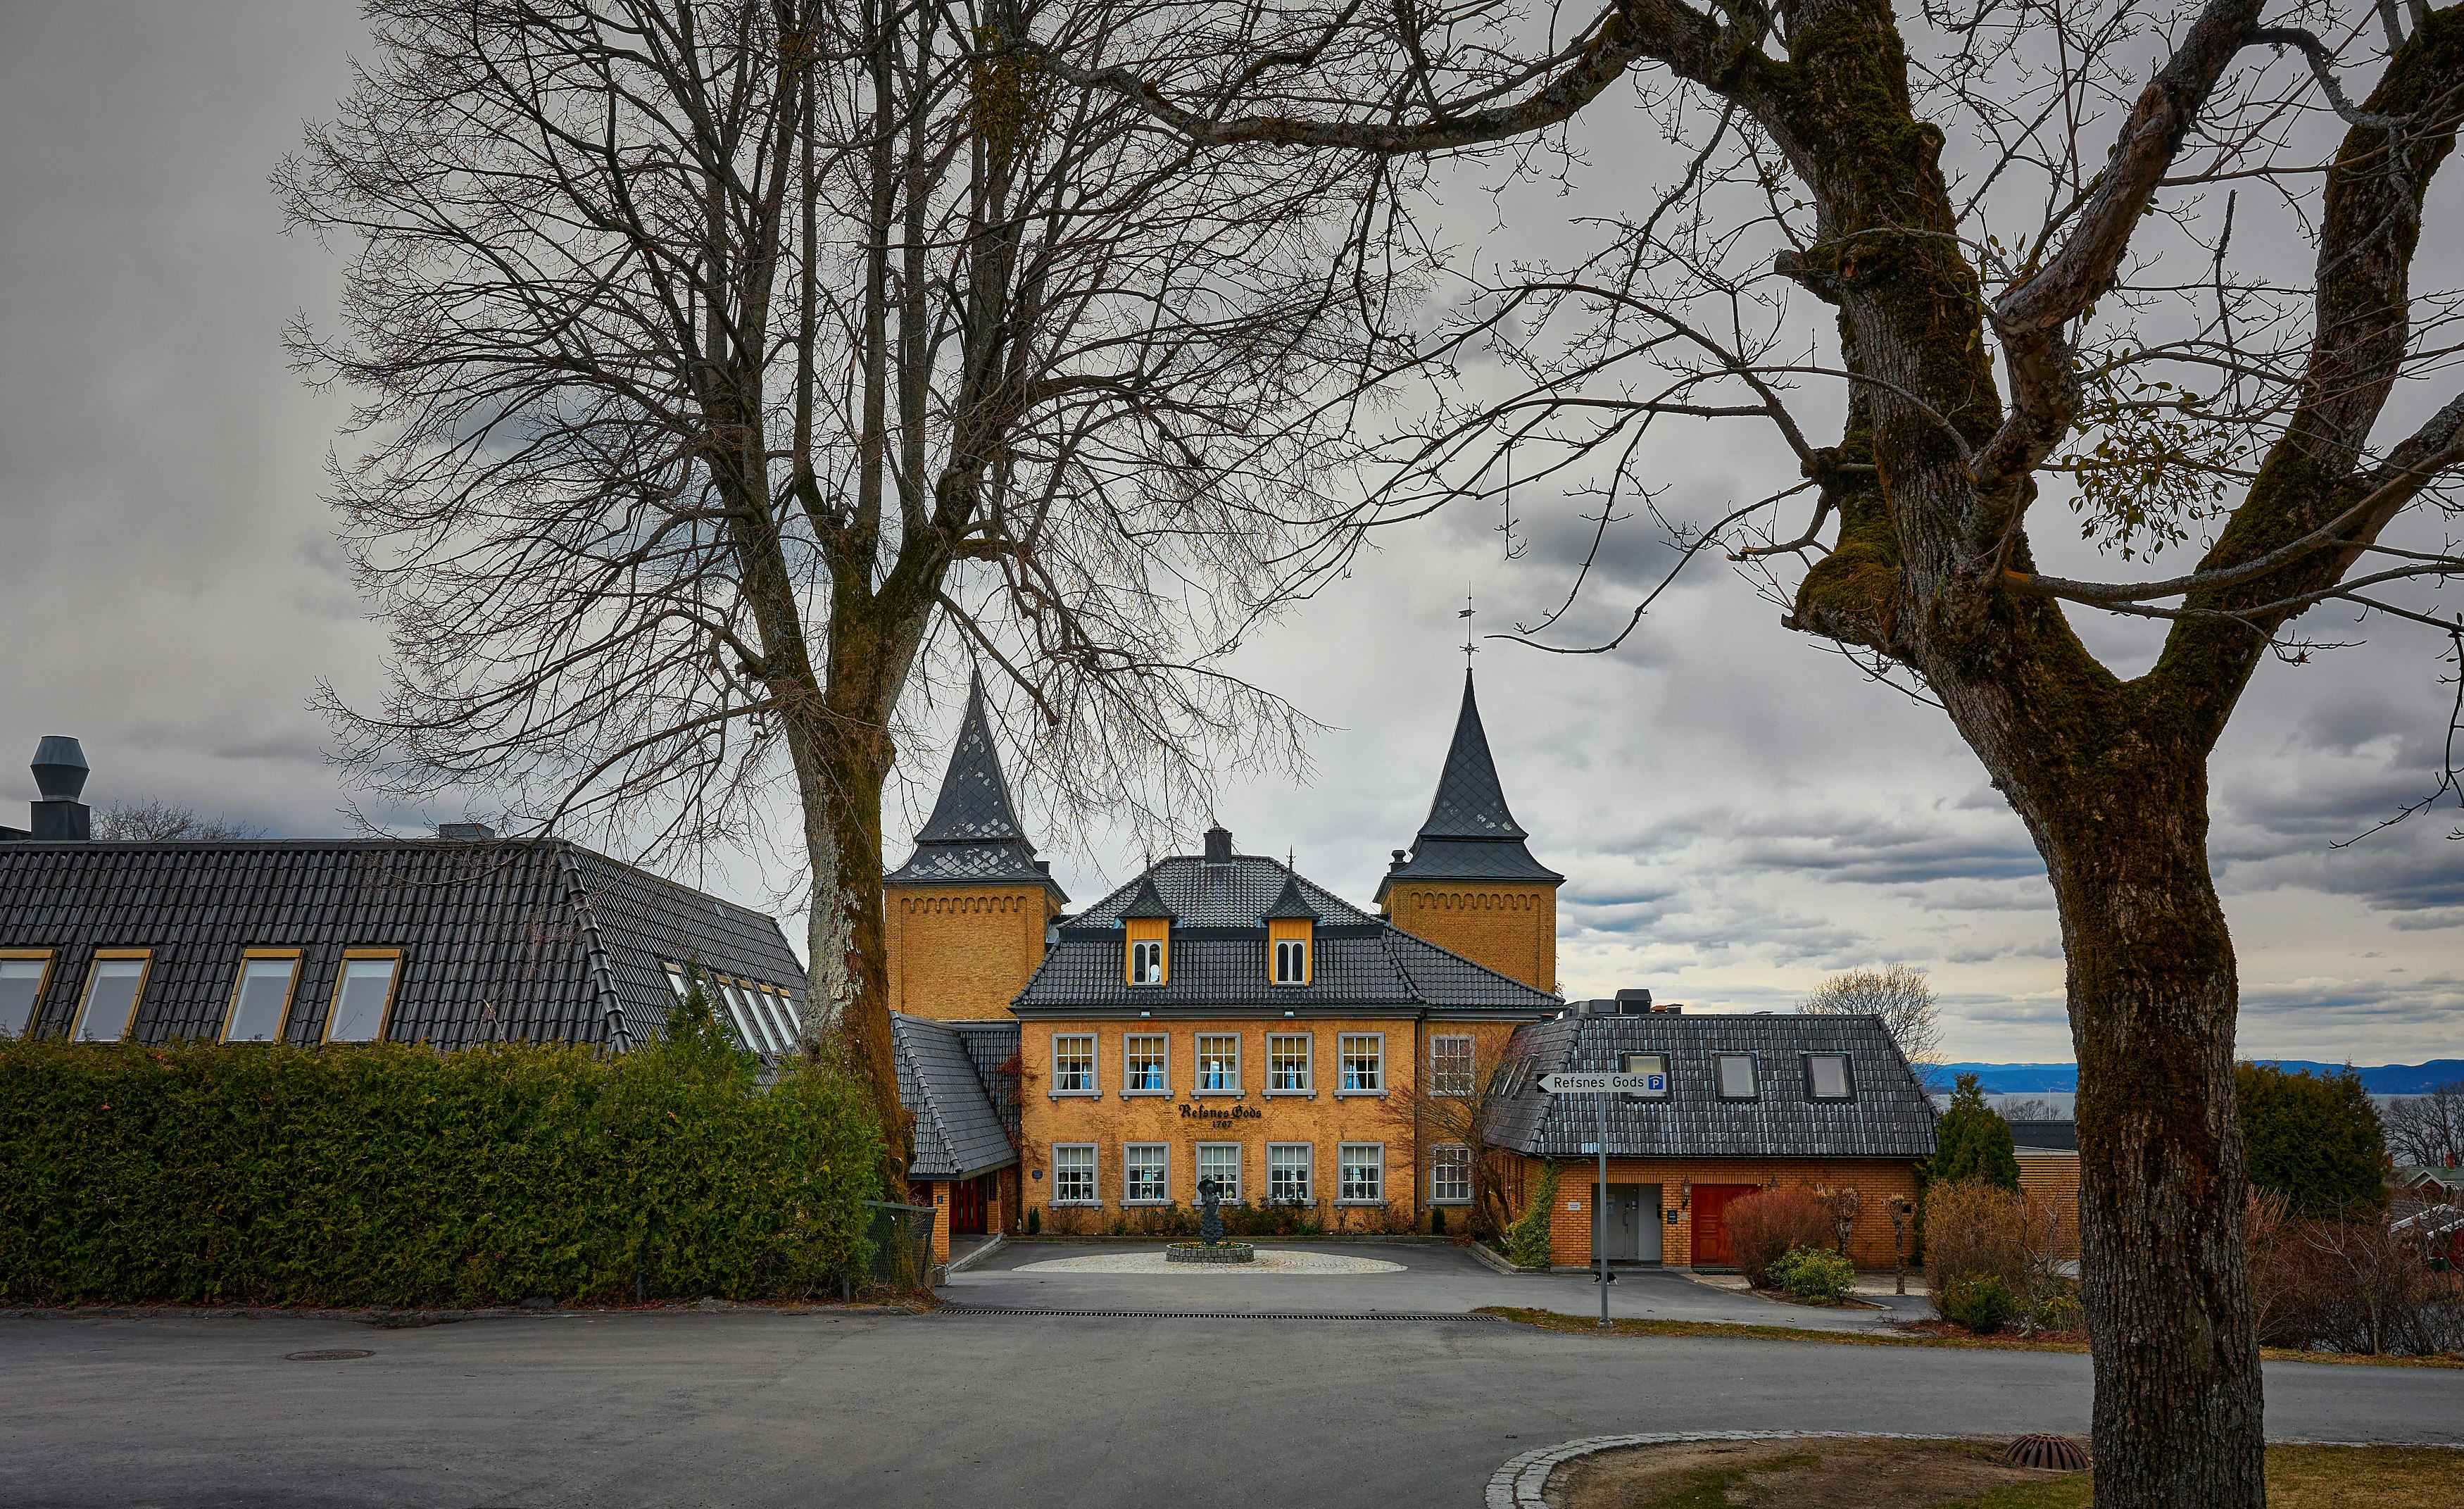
[31,737,89,801]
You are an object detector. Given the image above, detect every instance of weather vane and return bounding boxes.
[1459,587,1477,667]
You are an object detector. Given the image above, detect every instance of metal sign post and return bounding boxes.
[1536,1072,1659,1327]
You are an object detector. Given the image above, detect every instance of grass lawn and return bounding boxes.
[1475,1307,2464,1367]
[1547,1439,2460,1508]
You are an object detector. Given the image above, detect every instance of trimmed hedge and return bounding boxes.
[0,1012,881,1307]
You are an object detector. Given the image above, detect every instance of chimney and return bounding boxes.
[30,737,92,841]
[436,823,498,841]
[1616,988,1654,1013]
[1202,825,1233,863]
[1389,849,1408,872]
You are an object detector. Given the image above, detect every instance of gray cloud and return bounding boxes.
[1,3,2457,1068]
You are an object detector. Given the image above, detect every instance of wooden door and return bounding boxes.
[1690,1184,1760,1266]
[950,1173,989,1234]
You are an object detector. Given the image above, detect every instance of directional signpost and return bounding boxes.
[1536,1072,1664,1326]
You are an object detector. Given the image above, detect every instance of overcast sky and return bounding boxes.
[4,2,2459,1065]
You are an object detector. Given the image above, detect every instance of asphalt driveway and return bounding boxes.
[3,1304,2456,1509]
[948,1239,1937,1329]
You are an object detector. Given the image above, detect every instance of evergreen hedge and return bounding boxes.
[0,1005,881,1307]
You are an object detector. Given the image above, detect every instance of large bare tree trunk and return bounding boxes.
[2007,745,2263,1503]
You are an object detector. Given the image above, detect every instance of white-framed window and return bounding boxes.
[1338,1033,1383,1094]
[1274,937,1307,984]
[1267,1143,1313,1204]
[768,987,803,1045]
[1052,1034,1098,1095]
[1338,1143,1385,1204]
[72,951,151,1043]
[1196,1143,1242,1202]
[1267,1032,1312,1092]
[0,950,52,1039]
[222,951,301,1043]
[1715,1052,1759,1101]
[1195,1032,1240,1093]
[663,965,693,1001]
[1124,1144,1168,1205]
[323,951,403,1044]
[1805,1053,1854,1101]
[1623,1052,1671,1098]
[727,979,779,1052]
[1430,1035,1474,1096]
[1124,1033,1169,1094]
[1052,1144,1098,1204]
[1130,939,1165,985]
[1431,1144,1473,1203]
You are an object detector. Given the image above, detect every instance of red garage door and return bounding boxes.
[1690,1184,1761,1266]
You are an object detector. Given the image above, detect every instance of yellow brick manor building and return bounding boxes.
[886,671,1564,1241]
[881,672,1938,1267]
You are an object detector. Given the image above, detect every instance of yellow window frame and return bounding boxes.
[1266,919,1313,985]
[0,948,58,1038]
[1125,918,1170,986]
[221,948,305,1042]
[322,948,406,1045]
[73,948,155,1042]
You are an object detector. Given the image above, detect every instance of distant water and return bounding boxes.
[1938,1060,2463,1095]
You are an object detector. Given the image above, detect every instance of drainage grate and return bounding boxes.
[283,1348,375,1361]
[938,1305,1503,1322]
[2004,1433,2092,1472]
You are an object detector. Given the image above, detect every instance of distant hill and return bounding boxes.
[1940,1060,2464,1095]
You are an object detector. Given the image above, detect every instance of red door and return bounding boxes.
[1690,1184,1760,1266]
[950,1172,990,1234]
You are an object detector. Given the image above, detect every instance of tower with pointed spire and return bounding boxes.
[1374,670,1562,991]
[884,675,1069,1021]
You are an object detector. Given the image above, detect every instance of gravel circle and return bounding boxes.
[1012,1249,1406,1275]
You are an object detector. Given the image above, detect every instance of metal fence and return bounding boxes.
[861,1200,937,1289]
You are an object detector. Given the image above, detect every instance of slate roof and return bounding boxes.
[885,673,1067,901]
[952,1018,1024,1143]
[891,1012,1019,1180]
[1376,672,1562,898]
[2010,1120,2079,1153]
[1485,1013,1938,1159]
[1017,851,1558,1014]
[0,837,804,1053]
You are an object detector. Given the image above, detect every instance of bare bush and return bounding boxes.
[1924,1180,2066,1322]
[2250,1206,2464,1356]
[1726,1186,1833,1287]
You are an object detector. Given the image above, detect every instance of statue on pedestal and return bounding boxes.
[1197,1175,1224,1246]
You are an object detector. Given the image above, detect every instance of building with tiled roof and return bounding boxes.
[0,740,807,1056]
[881,671,1935,1269]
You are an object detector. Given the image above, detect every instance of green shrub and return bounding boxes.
[1505,1161,1562,1268]
[1938,1272,2017,1334]
[0,1013,881,1307]
[1768,1245,1856,1303]
[1026,1206,1041,1235]
[2032,1291,2087,1334]
[1430,1206,1446,1236]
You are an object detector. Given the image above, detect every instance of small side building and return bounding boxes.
[1485,1008,1937,1269]
[2011,1119,2082,1258]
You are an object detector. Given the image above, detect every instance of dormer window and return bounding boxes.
[1126,918,1169,985]
[1274,937,1307,984]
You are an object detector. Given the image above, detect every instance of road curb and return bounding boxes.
[1483,1431,1966,1509]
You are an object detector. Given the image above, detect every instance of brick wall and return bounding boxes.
[2016,1153,2081,1258]
[1381,881,1558,991]
[1516,1155,1923,1269]
[884,883,1056,1020]
[1015,1016,1526,1228]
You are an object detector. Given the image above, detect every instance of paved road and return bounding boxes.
[950,1239,1937,1329]
[4,1303,2456,1509]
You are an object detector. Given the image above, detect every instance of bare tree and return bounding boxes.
[279,0,1397,1172]
[1379,1031,1523,1236]
[91,801,268,841]
[2000,1097,2067,1122]
[1798,964,1942,1087]
[1024,1,2464,1499]
[2384,1081,2464,1167]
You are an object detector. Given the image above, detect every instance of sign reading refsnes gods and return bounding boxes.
[1538,1071,1665,1095]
